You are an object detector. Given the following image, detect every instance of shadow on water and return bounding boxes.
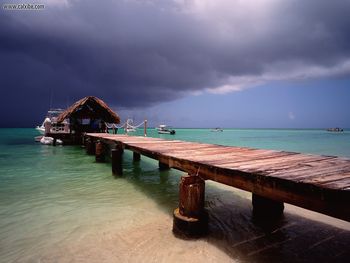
[206,198,350,263]
[110,149,350,263]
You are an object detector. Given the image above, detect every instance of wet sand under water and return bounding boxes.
[26,182,349,263]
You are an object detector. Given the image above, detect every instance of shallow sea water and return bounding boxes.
[0,128,349,262]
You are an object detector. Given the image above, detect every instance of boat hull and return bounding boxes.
[158,130,175,135]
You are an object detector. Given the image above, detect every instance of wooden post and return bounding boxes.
[173,174,207,237]
[252,194,284,218]
[81,133,86,147]
[159,161,169,170]
[52,138,57,146]
[144,120,147,137]
[112,146,123,176]
[133,152,141,162]
[95,140,105,162]
[85,137,95,155]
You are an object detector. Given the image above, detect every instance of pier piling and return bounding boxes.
[133,152,141,162]
[95,141,105,163]
[112,146,123,176]
[173,174,207,237]
[159,161,170,170]
[85,137,95,155]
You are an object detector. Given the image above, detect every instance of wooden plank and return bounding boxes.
[131,144,217,154]
[226,155,336,174]
[185,152,294,165]
[320,177,350,189]
[167,147,242,158]
[207,152,298,168]
[270,161,350,181]
[306,172,350,185]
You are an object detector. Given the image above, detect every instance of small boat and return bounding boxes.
[34,136,43,142]
[211,127,223,132]
[156,124,176,135]
[327,128,343,132]
[36,117,50,134]
[36,109,68,134]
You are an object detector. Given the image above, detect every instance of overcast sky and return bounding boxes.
[1,0,350,128]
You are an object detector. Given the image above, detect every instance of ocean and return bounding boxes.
[0,128,349,262]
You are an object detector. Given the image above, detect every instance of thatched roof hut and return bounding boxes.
[57,96,120,124]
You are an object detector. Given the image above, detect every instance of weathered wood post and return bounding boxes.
[95,140,105,162]
[52,138,57,146]
[144,119,147,137]
[112,145,123,176]
[252,194,284,218]
[85,137,95,155]
[133,152,141,162]
[173,174,207,237]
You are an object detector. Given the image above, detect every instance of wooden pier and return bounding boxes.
[86,133,350,234]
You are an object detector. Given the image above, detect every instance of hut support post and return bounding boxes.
[173,174,207,237]
[133,152,141,162]
[252,194,284,218]
[81,133,86,147]
[86,137,95,155]
[112,146,123,176]
[95,140,105,163]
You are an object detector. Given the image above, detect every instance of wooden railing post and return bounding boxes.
[144,119,147,137]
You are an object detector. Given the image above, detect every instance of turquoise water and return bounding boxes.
[0,128,349,262]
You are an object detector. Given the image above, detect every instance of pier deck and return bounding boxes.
[86,133,350,222]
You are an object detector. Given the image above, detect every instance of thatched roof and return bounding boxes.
[57,96,120,123]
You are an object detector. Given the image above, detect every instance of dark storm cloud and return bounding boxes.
[1,0,350,126]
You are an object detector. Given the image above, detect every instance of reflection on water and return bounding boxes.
[0,129,349,262]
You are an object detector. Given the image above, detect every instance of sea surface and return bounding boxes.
[0,128,349,263]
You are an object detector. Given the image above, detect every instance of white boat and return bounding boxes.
[39,136,63,145]
[211,127,223,132]
[35,109,69,134]
[326,127,343,132]
[126,127,136,133]
[156,124,176,135]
